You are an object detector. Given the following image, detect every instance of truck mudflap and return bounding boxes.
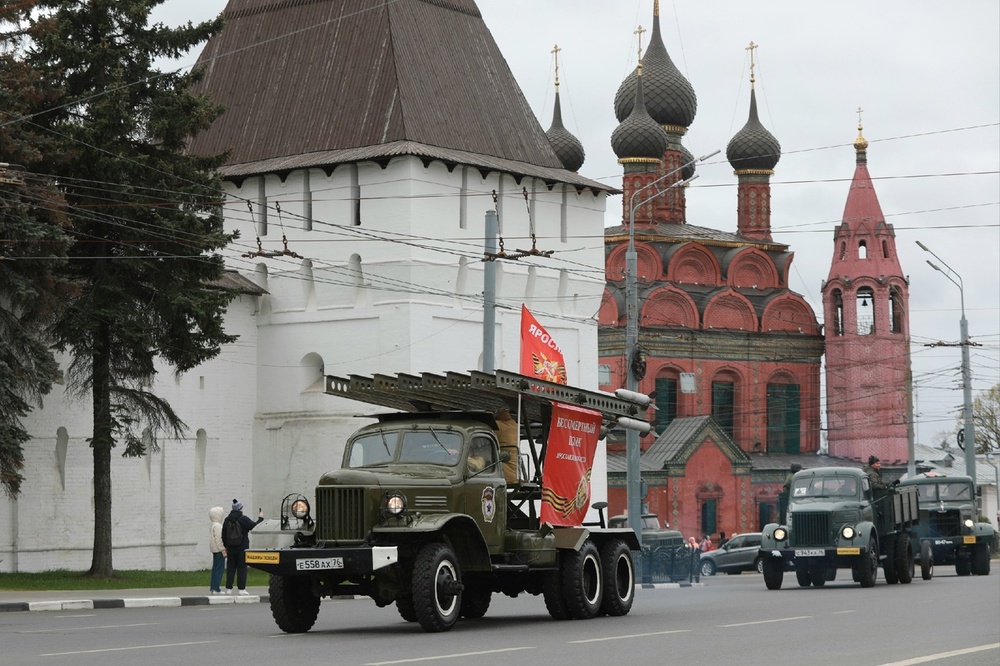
[246,545,398,577]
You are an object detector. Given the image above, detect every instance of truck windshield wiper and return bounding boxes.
[428,427,448,452]
[378,429,392,457]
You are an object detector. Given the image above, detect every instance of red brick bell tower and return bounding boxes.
[822,120,911,464]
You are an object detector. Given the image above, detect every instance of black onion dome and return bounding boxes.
[545,92,585,172]
[614,13,697,127]
[726,87,780,171]
[677,140,696,180]
[611,67,669,161]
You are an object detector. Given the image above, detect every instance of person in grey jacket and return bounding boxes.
[224,499,264,595]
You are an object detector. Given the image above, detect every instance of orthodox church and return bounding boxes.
[599,2,911,539]
[2,0,912,571]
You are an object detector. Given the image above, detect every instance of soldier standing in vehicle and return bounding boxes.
[779,463,802,523]
[864,455,888,491]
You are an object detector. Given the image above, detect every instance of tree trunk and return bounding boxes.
[88,322,114,577]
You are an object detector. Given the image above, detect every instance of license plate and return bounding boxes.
[837,547,861,555]
[296,557,344,571]
[795,549,824,557]
[963,536,976,544]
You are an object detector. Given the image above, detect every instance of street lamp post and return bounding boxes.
[625,150,719,546]
[916,241,976,491]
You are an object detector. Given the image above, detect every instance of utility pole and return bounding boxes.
[483,210,497,373]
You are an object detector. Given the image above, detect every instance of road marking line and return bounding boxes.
[877,643,1000,666]
[832,610,856,614]
[365,647,533,665]
[718,615,811,627]
[40,640,215,656]
[569,630,691,643]
[22,622,158,634]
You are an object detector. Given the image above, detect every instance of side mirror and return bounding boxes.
[500,451,511,463]
[590,501,608,529]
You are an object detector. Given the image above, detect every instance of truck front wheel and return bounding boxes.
[762,558,783,590]
[856,538,878,588]
[599,539,634,617]
[895,533,914,584]
[412,542,463,632]
[562,539,603,620]
[972,542,991,576]
[269,574,321,634]
[920,540,934,580]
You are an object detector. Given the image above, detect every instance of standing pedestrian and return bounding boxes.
[224,499,264,595]
[688,536,701,583]
[208,506,227,595]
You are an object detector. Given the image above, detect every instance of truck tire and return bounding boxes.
[808,567,826,587]
[561,539,603,620]
[972,542,991,576]
[895,533,914,584]
[599,539,635,617]
[269,574,321,634]
[856,538,878,588]
[459,580,492,619]
[955,556,972,577]
[412,542,463,632]
[883,535,898,584]
[920,540,934,580]
[396,595,417,622]
[795,568,811,587]
[543,568,570,620]
[762,558,784,590]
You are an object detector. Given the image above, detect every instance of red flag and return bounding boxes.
[520,305,568,385]
[540,403,602,526]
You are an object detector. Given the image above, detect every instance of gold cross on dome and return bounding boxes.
[746,41,758,85]
[635,24,646,60]
[856,106,864,130]
[552,44,561,87]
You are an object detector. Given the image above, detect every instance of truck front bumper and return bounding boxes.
[767,545,870,569]
[245,545,398,577]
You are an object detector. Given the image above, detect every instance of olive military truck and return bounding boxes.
[760,466,927,589]
[608,513,689,582]
[899,474,994,576]
[245,370,652,633]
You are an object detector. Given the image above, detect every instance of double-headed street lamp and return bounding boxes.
[624,150,719,545]
[916,241,976,490]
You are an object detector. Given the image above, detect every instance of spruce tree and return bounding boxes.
[20,1,235,577]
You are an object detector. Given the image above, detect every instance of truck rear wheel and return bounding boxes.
[920,540,934,580]
[459,579,492,619]
[543,568,570,620]
[972,542,991,576]
[269,574,320,634]
[955,556,972,576]
[561,539,603,620]
[412,542,462,632]
[882,535,898,584]
[762,558,783,590]
[808,568,826,587]
[895,533,914,584]
[396,595,417,622]
[599,539,634,617]
[795,568,811,587]
[856,538,878,588]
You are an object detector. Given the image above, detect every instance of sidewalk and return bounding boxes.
[0,586,269,613]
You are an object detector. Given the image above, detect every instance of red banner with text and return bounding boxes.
[540,403,602,526]
[520,305,568,385]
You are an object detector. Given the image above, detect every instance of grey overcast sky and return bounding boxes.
[152,0,1000,448]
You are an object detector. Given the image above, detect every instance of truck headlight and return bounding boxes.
[964,518,974,528]
[386,492,407,515]
[773,528,787,541]
[291,498,310,519]
[841,526,855,539]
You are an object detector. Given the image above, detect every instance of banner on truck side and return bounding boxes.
[540,403,602,526]
[520,305,568,385]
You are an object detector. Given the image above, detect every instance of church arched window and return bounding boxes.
[856,287,874,335]
[858,240,867,260]
[890,286,904,334]
[831,289,843,336]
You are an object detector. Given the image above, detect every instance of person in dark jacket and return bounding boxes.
[225,499,264,595]
[864,455,889,491]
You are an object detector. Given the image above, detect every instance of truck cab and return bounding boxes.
[899,474,994,576]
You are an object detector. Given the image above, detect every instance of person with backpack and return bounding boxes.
[224,499,264,595]
[208,506,227,595]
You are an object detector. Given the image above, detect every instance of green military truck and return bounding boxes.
[245,370,651,633]
[760,466,926,589]
[899,474,994,576]
[608,513,690,582]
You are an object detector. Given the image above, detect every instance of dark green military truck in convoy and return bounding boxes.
[899,474,994,576]
[245,370,651,633]
[760,466,926,588]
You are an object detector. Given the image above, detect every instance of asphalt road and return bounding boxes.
[2,570,997,665]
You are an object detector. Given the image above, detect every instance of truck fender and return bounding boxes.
[852,522,877,551]
[373,514,491,571]
[971,522,997,541]
[760,522,786,550]
[587,528,640,552]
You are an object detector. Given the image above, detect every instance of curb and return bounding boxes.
[0,594,269,614]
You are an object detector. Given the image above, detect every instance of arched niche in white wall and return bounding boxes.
[56,427,69,491]
[195,428,207,486]
[300,258,317,311]
[300,352,325,393]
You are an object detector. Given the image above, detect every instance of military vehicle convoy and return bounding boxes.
[760,466,926,588]
[899,474,994,576]
[245,370,652,633]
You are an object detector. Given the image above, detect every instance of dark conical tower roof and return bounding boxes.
[727,86,780,171]
[613,4,697,129]
[612,63,669,162]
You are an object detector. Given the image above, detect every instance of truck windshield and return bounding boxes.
[916,482,972,502]
[792,476,858,498]
[346,430,464,468]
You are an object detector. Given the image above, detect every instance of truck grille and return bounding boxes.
[923,510,960,538]
[790,512,830,547]
[315,487,367,542]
